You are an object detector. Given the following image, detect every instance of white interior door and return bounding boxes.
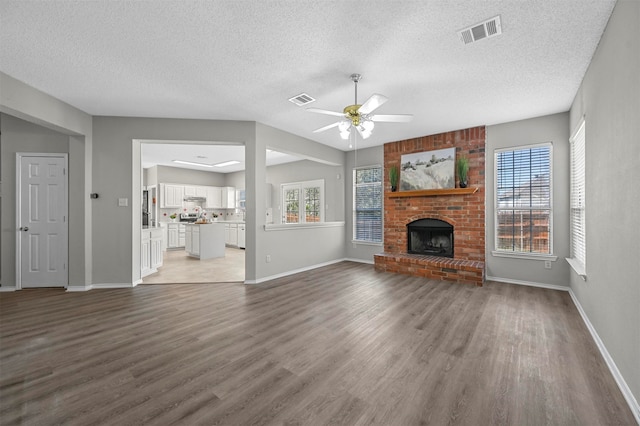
[17,154,68,288]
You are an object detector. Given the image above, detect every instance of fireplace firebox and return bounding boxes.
[407,219,454,258]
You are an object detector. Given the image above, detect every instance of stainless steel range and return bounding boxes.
[180,213,198,223]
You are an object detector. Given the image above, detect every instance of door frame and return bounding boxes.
[15,152,69,290]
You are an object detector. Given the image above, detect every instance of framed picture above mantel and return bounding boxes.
[399,148,455,191]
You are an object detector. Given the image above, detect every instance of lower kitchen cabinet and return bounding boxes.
[186,223,225,260]
[142,227,163,278]
[238,223,246,249]
[167,223,186,249]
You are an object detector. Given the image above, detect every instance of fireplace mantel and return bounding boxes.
[388,187,478,198]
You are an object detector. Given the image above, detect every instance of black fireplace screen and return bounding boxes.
[407,218,454,258]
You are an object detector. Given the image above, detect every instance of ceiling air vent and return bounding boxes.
[459,15,502,45]
[288,93,316,106]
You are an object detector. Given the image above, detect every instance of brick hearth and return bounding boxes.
[374,126,486,286]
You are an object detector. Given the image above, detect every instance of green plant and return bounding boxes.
[457,156,469,185]
[389,165,399,189]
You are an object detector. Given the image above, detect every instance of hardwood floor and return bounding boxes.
[142,247,245,284]
[0,262,635,425]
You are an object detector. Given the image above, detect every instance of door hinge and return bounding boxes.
[63,168,66,175]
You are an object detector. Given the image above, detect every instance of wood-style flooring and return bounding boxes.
[142,247,245,284]
[0,262,635,425]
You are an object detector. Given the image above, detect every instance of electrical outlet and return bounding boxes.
[544,260,552,269]
[266,255,271,263]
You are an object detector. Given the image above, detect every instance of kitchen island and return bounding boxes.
[185,223,225,260]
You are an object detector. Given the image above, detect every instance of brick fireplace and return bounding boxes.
[374,126,486,286]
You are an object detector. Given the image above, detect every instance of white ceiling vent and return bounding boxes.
[288,93,316,106]
[459,15,502,45]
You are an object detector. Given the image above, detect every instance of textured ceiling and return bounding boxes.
[0,1,616,152]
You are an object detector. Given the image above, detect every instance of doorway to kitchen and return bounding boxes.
[139,140,246,284]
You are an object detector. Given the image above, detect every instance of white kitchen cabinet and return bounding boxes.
[237,223,245,249]
[206,186,223,208]
[185,185,208,198]
[222,186,235,208]
[160,184,184,208]
[186,223,225,259]
[150,229,163,269]
[225,223,238,246]
[141,233,152,276]
[142,227,163,277]
[167,223,186,248]
[178,223,186,247]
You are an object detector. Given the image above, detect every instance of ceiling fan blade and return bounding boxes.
[313,122,342,133]
[370,114,414,123]
[307,108,345,117]
[358,93,389,114]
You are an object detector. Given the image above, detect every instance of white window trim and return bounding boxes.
[281,179,325,224]
[352,164,383,244]
[566,118,587,280]
[494,142,554,256]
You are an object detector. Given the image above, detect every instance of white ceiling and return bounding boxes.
[1,1,616,153]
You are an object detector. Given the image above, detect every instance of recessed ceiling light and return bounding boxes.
[213,160,241,167]
[173,160,214,168]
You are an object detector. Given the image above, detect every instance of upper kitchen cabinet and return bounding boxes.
[222,187,235,209]
[184,185,208,198]
[160,183,184,208]
[206,186,223,209]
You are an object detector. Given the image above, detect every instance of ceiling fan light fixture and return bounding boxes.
[340,130,350,140]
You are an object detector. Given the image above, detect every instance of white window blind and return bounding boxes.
[353,166,382,243]
[570,120,586,269]
[495,143,552,254]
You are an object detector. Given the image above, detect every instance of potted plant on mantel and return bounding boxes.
[457,155,469,188]
[389,165,399,192]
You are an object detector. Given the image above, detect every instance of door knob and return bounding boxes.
[20,227,29,231]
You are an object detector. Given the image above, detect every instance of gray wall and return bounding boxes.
[92,117,255,284]
[266,159,344,225]
[0,114,69,286]
[345,145,384,262]
[569,0,640,403]
[251,123,347,281]
[485,113,571,286]
[0,72,93,289]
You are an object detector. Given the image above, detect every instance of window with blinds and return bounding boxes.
[495,143,552,254]
[353,166,382,243]
[570,120,586,270]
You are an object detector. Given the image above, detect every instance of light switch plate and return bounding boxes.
[118,198,128,207]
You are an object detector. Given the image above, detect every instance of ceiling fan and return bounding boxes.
[307,73,413,141]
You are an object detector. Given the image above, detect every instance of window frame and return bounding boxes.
[352,165,383,245]
[567,119,587,278]
[493,142,556,260]
[281,179,325,224]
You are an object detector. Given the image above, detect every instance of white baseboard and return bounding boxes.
[66,286,91,292]
[488,275,639,424]
[567,289,640,425]
[486,275,570,292]
[0,286,17,292]
[91,283,137,289]
[245,258,346,284]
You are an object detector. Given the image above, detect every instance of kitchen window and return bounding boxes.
[281,179,324,224]
[353,166,382,243]
[494,143,553,256]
